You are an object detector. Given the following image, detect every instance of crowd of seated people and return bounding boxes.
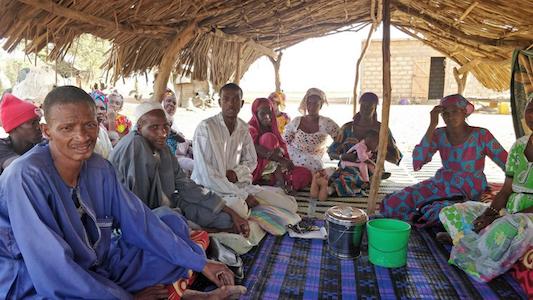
[0,83,530,298]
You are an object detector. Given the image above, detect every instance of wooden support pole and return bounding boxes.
[55,59,58,86]
[234,43,242,84]
[153,20,198,103]
[352,24,377,115]
[453,67,469,94]
[269,51,283,92]
[367,0,391,214]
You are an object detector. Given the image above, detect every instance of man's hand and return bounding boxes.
[231,213,250,237]
[473,211,499,233]
[245,195,260,208]
[226,170,238,183]
[202,260,235,287]
[222,206,250,237]
[133,285,168,300]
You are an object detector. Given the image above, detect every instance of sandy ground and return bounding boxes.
[122,102,514,183]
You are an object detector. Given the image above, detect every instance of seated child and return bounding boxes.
[339,130,379,190]
[310,130,379,201]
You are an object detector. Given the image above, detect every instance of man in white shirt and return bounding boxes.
[192,83,299,219]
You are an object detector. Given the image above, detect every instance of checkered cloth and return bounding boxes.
[239,220,527,299]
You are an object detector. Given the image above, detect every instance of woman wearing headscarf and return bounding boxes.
[381,94,508,227]
[436,98,533,285]
[268,91,291,134]
[162,89,194,173]
[90,90,113,159]
[326,92,403,197]
[282,88,339,173]
[249,98,312,192]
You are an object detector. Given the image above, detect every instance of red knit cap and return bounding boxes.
[0,94,40,133]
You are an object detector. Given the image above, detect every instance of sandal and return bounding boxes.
[436,232,452,244]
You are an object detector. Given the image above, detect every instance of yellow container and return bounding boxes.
[499,102,510,115]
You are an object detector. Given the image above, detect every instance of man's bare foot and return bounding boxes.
[182,285,247,300]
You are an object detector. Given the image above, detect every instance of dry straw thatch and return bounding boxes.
[1,0,532,92]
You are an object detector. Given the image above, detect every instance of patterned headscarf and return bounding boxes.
[268,91,287,110]
[298,88,328,115]
[90,90,108,110]
[440,94,474,116]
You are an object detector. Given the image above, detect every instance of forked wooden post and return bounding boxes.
[153,20,198,103]
[352,24,377,115]
[269,51,283,92]
[367,0,391,214]
[453,67,468,94]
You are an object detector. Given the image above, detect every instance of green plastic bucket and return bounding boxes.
[367,219,411,268]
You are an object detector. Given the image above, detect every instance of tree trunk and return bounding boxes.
[453,67,468,94]
[153,20,198,103]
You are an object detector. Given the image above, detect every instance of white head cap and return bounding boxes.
[134,101,165,123]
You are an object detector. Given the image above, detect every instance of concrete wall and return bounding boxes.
[174,80,209,107]
[360,39,508,103]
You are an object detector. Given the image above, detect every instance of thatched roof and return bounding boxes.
[1,0,532,92]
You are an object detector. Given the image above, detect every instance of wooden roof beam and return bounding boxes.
[16,0,176,36]
[454,1,479,26]
[211,28,278,60]
[393,1,527,48]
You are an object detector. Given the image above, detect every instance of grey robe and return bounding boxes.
[109,131,232,229]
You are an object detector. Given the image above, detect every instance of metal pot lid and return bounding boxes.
[326,206,368,224]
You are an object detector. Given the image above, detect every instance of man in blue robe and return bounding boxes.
[0,86,245,299]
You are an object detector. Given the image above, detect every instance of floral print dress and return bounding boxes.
[439,134,533,282]
[380,127,508,227]
[283,116,339,173]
